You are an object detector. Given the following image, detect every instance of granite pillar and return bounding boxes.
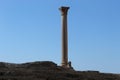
[59,6,69,67]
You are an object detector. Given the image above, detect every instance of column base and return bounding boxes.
[61,61,74,69]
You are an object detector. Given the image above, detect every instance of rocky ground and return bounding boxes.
[0,61,120,80]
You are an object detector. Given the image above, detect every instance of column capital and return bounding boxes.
[59,6,70,16]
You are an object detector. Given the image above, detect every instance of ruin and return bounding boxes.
[0,6,120,80]
[59,6,70,68]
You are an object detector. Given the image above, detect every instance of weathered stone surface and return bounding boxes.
[59,6,69,68]
[0,61,120,80]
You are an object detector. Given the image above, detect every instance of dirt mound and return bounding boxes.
[0,61,119,80]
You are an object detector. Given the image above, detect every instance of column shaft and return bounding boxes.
[59,7,69,67]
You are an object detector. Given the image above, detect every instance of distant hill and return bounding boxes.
[0,61,120,80]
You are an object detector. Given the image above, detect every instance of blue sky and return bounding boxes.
[0,0,120,73]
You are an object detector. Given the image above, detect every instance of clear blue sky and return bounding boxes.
[0,0,120,73]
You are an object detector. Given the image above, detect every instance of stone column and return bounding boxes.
[59,6,69,67]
